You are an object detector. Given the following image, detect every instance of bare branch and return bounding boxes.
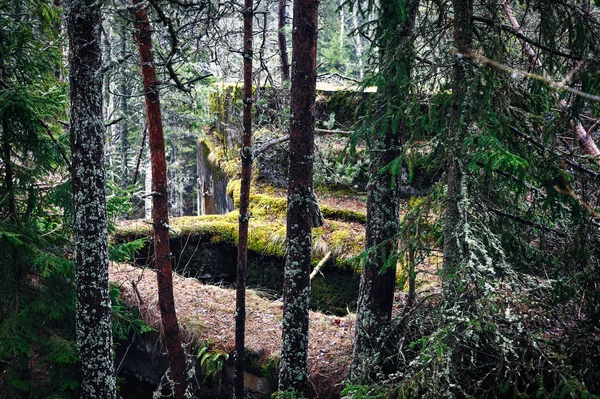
[147,0,190,92]
[463,50,600,104]
[310,251,332,280]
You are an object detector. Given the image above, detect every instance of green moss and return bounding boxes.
[228,179,366,224]
[250,194,287,219]
[320,205,366,224]
[261,356,280,386]
[229,179,288,221]
[316,89,367,128]
[226,179,241,204]
[329,229,351,256]
[247,223,287,257]
[327,220,365,260]
[199,137,239,178]
[208,84,245,142]
[241,349,279,386]
[114,209,364,267]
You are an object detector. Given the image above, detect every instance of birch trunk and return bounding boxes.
[278,0,290,83]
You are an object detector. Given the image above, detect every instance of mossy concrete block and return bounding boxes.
[113,214,361,314]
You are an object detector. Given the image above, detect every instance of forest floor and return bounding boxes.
[108,261,442,397]
[110,182,445,396]
[109,262,364,396]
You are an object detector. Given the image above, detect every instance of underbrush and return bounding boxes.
[343,279,600,399]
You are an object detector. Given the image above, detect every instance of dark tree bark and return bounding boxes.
[442,0,474,299]
[351,0,419,378]
[0,45,15,219]
[132,2,188,398]
[278,0,290,83]
[234,0,254,396]
[65,0,116,396]
[278,0,319,394]
[2,117,15,219]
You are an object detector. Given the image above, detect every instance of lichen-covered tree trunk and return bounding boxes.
[442,0,474,299]
[278,0,318,394]
[65,0,116,396]
[351,0,419,378]
[278,0,290,83]
[234,0,254,397]
[132,2,188,398]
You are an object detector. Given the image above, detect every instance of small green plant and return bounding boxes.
[109,283,155,341]
[196,345,229,388]
[108,237,147,262]
[340,384,389,399]
[271,389,308,399]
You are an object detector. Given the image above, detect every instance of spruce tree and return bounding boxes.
[351,0,419,379]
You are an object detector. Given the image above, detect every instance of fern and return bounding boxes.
[196,344,229,385]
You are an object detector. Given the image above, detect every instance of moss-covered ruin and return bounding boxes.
[113,191,365,314]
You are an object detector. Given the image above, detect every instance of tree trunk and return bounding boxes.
[351,0,419,378]
[338,3,346,74]
[442,0,474,299]
[352,9,364,80]
[65,0,116,396]
[278,0,318,394]
[0,47,15,219]
[132,2,188,398]
[2,117,15,219]
[118,23,130,188]
[234,0,254,396]
[278,0,290,84]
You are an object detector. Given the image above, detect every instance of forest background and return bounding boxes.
[1,0,600,398]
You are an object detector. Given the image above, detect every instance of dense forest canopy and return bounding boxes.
[1,0,600,398]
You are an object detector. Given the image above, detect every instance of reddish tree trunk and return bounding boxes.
[278,0,290,83]
[235,0,254,397]
[278,0,318,394]
[133,2,188,398]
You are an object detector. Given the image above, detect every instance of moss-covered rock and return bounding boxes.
[113,212,361,314]
[315,89,369,129]
[227,179,366,224]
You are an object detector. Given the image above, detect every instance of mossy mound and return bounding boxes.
[227,179,366,225]
[113,210,362,314]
